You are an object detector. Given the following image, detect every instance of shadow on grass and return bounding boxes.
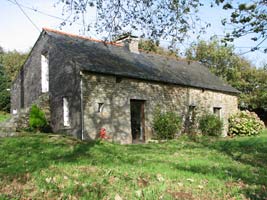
[1,133,267,199]
[186,134,267,200]
[0,134,98,178]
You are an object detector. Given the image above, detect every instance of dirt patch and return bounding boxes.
[167,189,195,200]
[0,173,36,199]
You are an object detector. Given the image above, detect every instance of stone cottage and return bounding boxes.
[11,28,239,144]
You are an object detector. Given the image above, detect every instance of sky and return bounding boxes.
[0,0,266,67]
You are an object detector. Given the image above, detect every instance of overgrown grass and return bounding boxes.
[0,132,267,199]
[0,112,10,123]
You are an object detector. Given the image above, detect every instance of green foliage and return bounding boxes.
[29,105,48,131]
[57,0,205,44]
[0,112,10,122]
[139,39,158,52]
[0,65,11,112]
[152,109,182,139]
[199,113,223,136]
[0,47,28,112]
[228,110,265,137]
[186,39,238,80]
[218,1,266,53]
[0,50,28,81]
[138,39,179,58]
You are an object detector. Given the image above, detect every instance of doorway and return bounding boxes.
[130,100,145,143]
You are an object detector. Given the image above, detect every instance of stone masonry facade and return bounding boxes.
[82,72,238,144]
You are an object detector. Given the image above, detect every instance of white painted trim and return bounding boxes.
[41,55,49,93]
[63,97,70,127]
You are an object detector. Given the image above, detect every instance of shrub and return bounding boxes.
[152,110,182,139]
[199,114,223,136]
[29,104,48,132]
[228,110,265,136]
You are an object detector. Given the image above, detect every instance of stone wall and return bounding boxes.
[11,33,82,138]
[189,88,238,136]
[11,33,50,113]
[48,36,82,138]
[82,72,238,144]
[11,72,21,114]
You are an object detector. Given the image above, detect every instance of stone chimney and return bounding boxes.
[114,35,140,54]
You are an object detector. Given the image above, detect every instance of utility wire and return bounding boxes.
[12,0,41,32]
[6,0,267,53]
[6,0,101,40]
[7,0,84,25]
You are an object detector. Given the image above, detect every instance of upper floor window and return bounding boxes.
[41,54,49,93]
[63,97,70,127]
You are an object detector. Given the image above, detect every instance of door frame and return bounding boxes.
[130,99,146,143]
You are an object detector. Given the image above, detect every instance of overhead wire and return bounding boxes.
[12,0,41,32]
[5,0,267,55]
[6,0,101,40]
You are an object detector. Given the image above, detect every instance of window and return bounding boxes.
[116,77,122,83]
[63,97,70,126]
[41,54,49,93]
[98,103,104,113]
[188,105,196,122]
[12,109,17,115]
[213,107,221,118]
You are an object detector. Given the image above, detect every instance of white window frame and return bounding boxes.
[63,97,70,127]
[41,54,49,93]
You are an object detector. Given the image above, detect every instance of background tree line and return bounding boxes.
[0,47,28,112]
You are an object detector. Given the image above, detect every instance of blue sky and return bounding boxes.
[0,0,266,67]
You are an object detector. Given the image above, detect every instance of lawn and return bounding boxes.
[0,112,10,123]
[0,132,267,199]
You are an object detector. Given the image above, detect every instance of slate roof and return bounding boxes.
[44,28,239,94]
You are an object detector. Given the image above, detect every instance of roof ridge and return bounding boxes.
[42,27,123,47]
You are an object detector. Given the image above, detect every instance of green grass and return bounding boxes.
[0,132,267,199]
[0,112,10,123]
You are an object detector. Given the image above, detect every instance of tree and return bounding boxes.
[57,1,266,52]
[0,64,11,112]
[56,0,206,44]
[0,48,28,112]
[139,39,180,58]
[217,0,267,53]
[0,50,28,81]
[186,39,240,82]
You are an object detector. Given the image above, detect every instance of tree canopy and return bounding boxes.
[56,0,266,52]
[0,48,28,112]
[57,0,206,44]
[218,0,267,53]
[138,39,180,58]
